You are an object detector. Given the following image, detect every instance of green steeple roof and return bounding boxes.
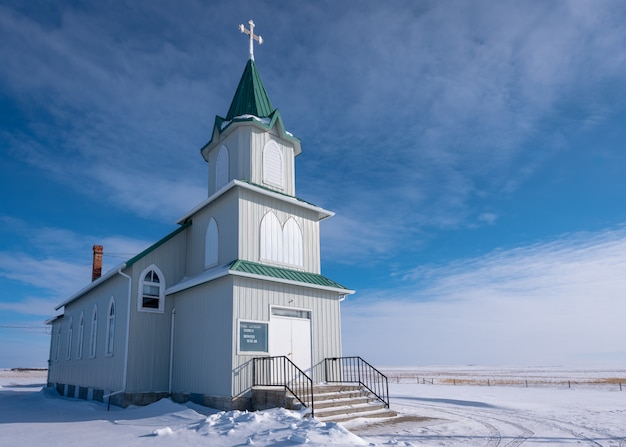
[225,59,274,120]
[200,58,302,158]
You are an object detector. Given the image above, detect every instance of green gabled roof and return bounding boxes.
[230,259,351,291]
[226,59,274,120]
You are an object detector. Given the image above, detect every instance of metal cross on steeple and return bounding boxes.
[238,19,263,61]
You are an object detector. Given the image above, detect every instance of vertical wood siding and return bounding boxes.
[238,188,322,274]
[124,230,188,393]
[185,191,239,278]
[250,127,295,196]
[48,275,129,392]
[170,276,234,396]
[231,277,342,396]
[205,124,296,198]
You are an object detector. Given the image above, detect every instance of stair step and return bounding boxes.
[312,395,374,409]
[255,382,395,424]
[313,401,386,418]
[317,407,398,423]
[309,390,370,400]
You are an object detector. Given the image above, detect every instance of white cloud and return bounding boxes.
[0,220,155,311]
[342,227,626,367]
[0,252,89,299]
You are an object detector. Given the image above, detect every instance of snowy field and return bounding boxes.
[1,367,625,447]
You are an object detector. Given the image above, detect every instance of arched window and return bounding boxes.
[205,217,219,269]
[139,265,165,312]
[215,145,229,191]
[260,212,283,263]
[283,218,303,266]
[77,312,84,359]
[105,298,115,357]
[66,317,73,360]
[263,140,283,188]
[260,213,304,267]
[55,327,61,361]
[89,305,98,358]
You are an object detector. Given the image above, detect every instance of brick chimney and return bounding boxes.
[92,245,103,281]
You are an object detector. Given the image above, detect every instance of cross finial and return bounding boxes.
[238,19,263,61]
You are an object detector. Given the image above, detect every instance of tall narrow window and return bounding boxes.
[283,218,303,266]
[139,265,165,312]
[77,312,84,359]
[215,145,229,191]
[263,140,283,188]
[66,317,73,360]
[260,212,283,263]
[105,298,115,357]
[55,327,61,361]
[205,218,219,268]
[89,305,98,358]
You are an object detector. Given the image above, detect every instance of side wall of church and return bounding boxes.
[231,276,343,397]
[169,276,234,398]
[47,274,129,394]
[124,229,188,393]
[238,188,322,274]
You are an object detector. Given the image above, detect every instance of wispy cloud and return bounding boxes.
[3,1,626,262]
[293,1,626,259]
[0,218,153,309]
[343,227,626,366]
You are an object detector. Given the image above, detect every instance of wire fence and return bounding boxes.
[383,372,625,391]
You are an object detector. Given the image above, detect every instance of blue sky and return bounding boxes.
[1,0,626,368]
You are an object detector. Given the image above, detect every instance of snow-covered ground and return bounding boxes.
[1,367,625,446]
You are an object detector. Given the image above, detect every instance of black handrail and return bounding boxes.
[253,356,314,418]
[324,356,390,408]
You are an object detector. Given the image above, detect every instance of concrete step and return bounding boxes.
[318,407,398,423]
[314,401,394,420]
[312,394,374,410]
[256,383,396,423]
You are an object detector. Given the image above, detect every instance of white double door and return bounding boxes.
[269,312,312,375]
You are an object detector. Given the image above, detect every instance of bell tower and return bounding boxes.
[201,22,301,199]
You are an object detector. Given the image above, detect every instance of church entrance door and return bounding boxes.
[269,307,312,375]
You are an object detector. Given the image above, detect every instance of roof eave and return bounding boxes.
[229,269,355,295]
[200,110,301,160]
[54,263,127,311]
[176,179,333,225]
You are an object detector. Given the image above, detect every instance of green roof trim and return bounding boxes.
[126,222,191,267]
[200,60,301,157]
[226,59,274,120]
[230,259,350,291]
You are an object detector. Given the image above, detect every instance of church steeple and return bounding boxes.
[200,19,302,197]
[225,59,274,120]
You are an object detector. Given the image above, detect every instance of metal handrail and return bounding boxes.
[324,356,390,408]
[253,356,314,417]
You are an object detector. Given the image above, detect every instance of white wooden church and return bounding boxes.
[47,23,392,418]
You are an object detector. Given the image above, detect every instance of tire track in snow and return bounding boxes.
[494,410,614,447]
[391,397,615,447]
[391,401,505,447]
